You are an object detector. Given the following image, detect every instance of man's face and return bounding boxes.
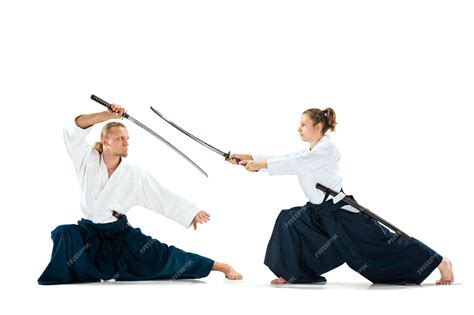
[103,127,129,157]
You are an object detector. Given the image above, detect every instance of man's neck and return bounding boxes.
[102,151,121,177]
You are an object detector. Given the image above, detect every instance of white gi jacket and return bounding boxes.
[253,136,358,212]
[63,120,200,226]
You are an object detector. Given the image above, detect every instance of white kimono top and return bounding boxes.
[63,120,200,226]
[253,136,358,212]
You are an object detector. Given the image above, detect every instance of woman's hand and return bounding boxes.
[192,210,211,230]
[239,160,267,172]
[227,153,253,165]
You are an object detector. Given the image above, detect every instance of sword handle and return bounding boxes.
[90,94,129,118]
[225,151,260,172]
[224,151,241,163]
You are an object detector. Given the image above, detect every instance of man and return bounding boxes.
[38,103,241,284]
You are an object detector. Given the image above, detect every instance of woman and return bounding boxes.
[228,108,454,285]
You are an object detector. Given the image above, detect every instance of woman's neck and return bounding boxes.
[309,134,325,150]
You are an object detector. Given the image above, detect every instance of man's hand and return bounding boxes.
[104,103,125,120]
[192,210,211,230]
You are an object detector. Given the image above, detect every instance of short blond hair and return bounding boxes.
[94,122,126,154]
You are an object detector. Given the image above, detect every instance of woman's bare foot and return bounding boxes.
[212,262,243,280]
[271,277,287,284]
[436,257,454,285]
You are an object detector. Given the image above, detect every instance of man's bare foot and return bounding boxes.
[436,257,454,285]
[223,264,243,280]
[271,277,287,284]
[212,262,243,280]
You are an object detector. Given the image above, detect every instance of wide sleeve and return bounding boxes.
[266,141,339,176]
[137,170,200,228]
[63,117,93,176]
[251,153,278,162]
[252,150,308,172]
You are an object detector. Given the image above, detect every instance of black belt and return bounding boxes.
[112,210,125,219]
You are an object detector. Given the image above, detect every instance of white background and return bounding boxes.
[1,0,473,314]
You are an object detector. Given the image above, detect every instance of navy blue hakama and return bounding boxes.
[38,215,214,285]
[264,195,442,284]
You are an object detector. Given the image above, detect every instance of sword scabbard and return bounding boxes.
[315,183,411,238]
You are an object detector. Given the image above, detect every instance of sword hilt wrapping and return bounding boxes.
[225,152,260,172]
[90,94,130,118]
[224,151,242,163]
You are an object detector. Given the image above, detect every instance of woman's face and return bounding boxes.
[298,114,321,143]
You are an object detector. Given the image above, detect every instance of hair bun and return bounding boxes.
[303,107,337,134]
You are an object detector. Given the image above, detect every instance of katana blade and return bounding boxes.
[90,95,208,177]
[315,183,411,238]
[150,106,238,162]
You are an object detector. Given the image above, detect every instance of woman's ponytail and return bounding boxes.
[303,107,337,134]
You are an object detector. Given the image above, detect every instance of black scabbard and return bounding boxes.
[315,183,411,238]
